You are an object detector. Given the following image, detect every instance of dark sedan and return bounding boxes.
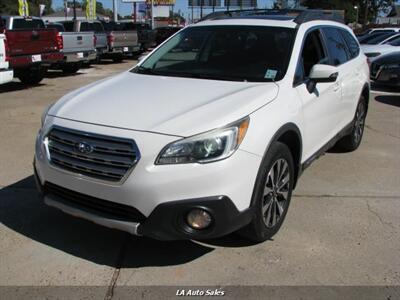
[370,52,400,88]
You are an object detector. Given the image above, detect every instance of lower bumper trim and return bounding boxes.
[44,195,141,235]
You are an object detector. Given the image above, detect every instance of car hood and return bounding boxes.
[49,71,279,137]
[373,51,400,64]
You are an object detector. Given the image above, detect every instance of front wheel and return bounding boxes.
[335,97,367,152]
[239,142,294,242]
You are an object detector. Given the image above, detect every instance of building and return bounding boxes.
[376,5,400,25]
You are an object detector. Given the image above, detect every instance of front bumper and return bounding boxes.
[34,118,261,240]
[35,172,253,240]
[0,68,13,85]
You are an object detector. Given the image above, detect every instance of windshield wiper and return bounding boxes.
[134,66,159,75]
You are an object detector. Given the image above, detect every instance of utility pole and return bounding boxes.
[151,0,154,29]
[113,0,118,21]
[200,0,203,19]
[73,0,76,20]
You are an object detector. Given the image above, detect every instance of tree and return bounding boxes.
[0,0,54,16]
[302,0,394,24]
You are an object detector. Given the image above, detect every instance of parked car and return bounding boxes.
[362,35,400,59]
[154,26,182,46]
[358,32,397,44]
[0,33,13,85]
[370,51,400,87]
[61,20,108,62]
[46,23,96,73]
[117,22,156,51]
[100,21,140,62]
[35,10,370,242]
[0,16,63,84]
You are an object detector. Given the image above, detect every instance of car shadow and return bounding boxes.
[45,71,84,79]
[0,176,217,268]
[0,82,46,93]
[375,95,400,107]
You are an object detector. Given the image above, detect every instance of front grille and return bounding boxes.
[44,182,146,222]
[46,127,140,182]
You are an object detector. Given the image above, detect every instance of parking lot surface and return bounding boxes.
[0,61,399,297]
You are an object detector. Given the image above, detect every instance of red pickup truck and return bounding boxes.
[0,16,63,84]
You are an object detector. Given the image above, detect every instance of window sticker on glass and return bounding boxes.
[265,69,278,80]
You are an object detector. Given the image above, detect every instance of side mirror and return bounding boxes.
[307,64,339,93]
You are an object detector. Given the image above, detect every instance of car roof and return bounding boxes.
[197,9,344,28]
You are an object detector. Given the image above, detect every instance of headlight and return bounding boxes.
[156,117,250,165]
[41,104,53,127]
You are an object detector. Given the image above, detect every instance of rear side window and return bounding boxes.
[92,22,104,32]
[340,30,360,59]
[12,18,45,29]
[62,21,74,31]
[80,22,90,31]
[322,27,349,66]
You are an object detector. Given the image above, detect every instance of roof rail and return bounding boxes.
[200,9,344,24]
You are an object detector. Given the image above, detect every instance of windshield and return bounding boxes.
[132,25,295,82]
[364,32,396,44]
[389,36,400,46]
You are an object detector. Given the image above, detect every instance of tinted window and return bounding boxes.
[62,21,74,31]
[383,34,400,44]
[12,18,45,29]
[92,22,104,32]
[340,29,360,59]
[135,26,295,82]
[389,36,400,46]
[322,28,349,66]
[80,22,90,31]
[47,23,65,31]
[295,29,329,83]
[364,32,396,45]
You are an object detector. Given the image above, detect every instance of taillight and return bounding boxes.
[56,32,63,50]
[4,37,10,62]
[107,33,115,46]
[93,34,97,48]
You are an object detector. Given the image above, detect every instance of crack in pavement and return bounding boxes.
[104,234,130,300]
[294,194,400,199]
[365,200,396,230]
[365,125,400,140]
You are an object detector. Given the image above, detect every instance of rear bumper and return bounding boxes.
[63,50,97,63]
[9,52,64,68]
[105,45,140,55]
[0,68,13,84]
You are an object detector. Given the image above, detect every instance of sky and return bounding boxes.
[52,0,275,18]
[52,0,400,19]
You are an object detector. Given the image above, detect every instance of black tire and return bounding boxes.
[334,97,367,152]
[61,63,81,74]
[239,142,295,242]
[17,68,45,85]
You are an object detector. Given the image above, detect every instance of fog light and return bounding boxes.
[186,209,212,230]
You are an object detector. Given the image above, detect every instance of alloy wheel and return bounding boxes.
[262,158,290,228]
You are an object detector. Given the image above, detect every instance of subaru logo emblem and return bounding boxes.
[76,141,93,154]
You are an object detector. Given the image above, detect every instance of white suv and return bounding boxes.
[34,10,370,242]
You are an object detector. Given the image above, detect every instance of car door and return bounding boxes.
[294,28,342,161]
